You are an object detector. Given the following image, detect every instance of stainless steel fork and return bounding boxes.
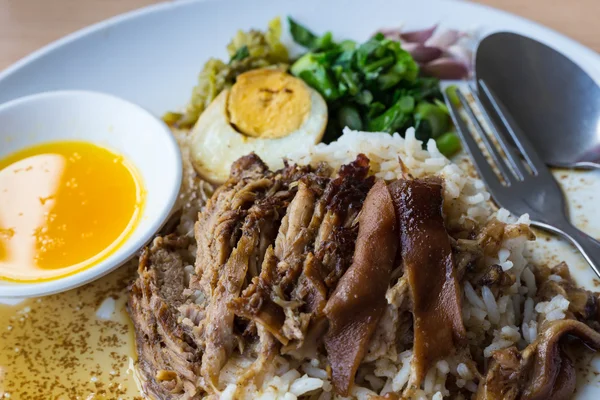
[444,79,600,278]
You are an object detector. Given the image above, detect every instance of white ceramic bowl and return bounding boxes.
[0,90,182,297]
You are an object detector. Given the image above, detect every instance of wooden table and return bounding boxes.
[0,0,599,70]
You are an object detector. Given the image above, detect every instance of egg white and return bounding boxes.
[190,86,327,183]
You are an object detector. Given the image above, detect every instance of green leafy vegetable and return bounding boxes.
[230,45,250,62]
[162,111,184,127]
[288,17,335,51]
[288,17,453,154]
[166,16,459,158]
[292,53,339,100]
[288,17,319,49]
[338,105,363,131]
[367,96,414,132]
[415,101,449,139]
[163,17,290,129]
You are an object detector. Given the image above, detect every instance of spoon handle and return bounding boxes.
[535,221,600,278]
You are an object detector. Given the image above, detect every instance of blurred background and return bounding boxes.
[1,0,599,70]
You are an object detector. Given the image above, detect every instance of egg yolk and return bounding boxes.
[0,141,144,282]
[227,68,311,139]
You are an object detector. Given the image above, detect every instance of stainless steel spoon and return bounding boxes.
[475,32,600,169]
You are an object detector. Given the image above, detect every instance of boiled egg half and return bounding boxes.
[190,68,328,183]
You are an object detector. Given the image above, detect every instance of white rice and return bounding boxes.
[436,361,450,375]
[302,365,328,380]
[522,268,537,297]
[289,375,324,396]
[464,281,485,310]
[456,364,473,381]
[95,297,116,320]
[482,286,500,325]
[535,295,570,321]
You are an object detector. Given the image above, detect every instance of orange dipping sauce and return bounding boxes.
[0,141,144,282]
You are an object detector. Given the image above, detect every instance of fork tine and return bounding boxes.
[444,91,505,193]
[478,79,546,176]
[456,90,514,185]
[467,83,528,181]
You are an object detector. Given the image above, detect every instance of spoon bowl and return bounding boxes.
[0,90,182,297]
[475,32,600,169]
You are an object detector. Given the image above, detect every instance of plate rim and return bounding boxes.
[0,0,599,396]
[1,0,600,93]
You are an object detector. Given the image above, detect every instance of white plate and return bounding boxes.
[0,0,599,396]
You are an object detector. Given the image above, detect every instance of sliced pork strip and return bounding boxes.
[233,325,279,398]
[232,156,375,351]
[230,181,320,344]
[477,319,600,400]
[282,155,374,355]
[293,253,328,317]
[274,181,321,341]
[524,320,600,400]
[200,174,296,389]
[315,154,374,290]
[196,176,273,296]
[324,179,398,396]
[194,154,269,298]
[232,246,289,344]
[128,236,204,400]
[272,180,318,287]
[545,347,576,400]
[245,162,322,283]
[201,229,259,390]
[290,154,374,323]
[281,254,328,357]
[389,178,467,388]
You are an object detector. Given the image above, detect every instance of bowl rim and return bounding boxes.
[0,90,183,297]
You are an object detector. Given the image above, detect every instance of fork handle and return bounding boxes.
[535,221,600,278]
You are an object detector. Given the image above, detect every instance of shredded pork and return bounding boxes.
[128,153,600,400]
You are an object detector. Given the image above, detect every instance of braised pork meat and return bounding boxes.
[128,235,204,399]
[128,153,600,400]
[477,319,600,400]
[129,154,379,397]
[323,179,398,395]
[389,178,467,387]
